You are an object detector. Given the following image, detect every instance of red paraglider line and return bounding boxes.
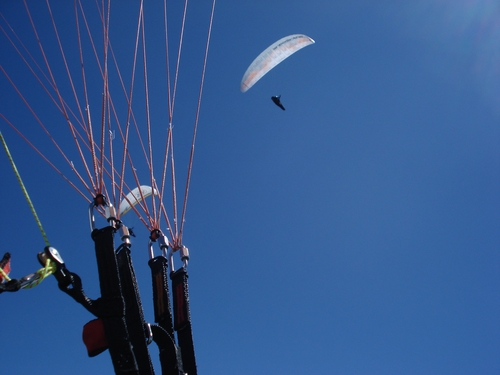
[2,60,152,229]
[1,7,107,172]
[178,0,216,244]
[3,0,216,239]
[169,127,179,239]
[116,0,143,220]
[156,0,189,243]
[156,126,173,234]
[74,0,101,193]
[2,62,150,223]
[24,0,98,193]
[0,20,91,148]
[79,0,158,229]
[98,0,112,195]
[0,15,86,131]
[46,0,87,144]
[170,0,188,122]
[78,0,155,227]
[1,67,94,197]
[87,0,150,215]
[140,8,157,229]
[162,0,172,123]
[1,114,91,204]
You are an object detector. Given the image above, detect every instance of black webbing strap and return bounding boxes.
[116,245,155,375]
[149,256,174,336]
[0,279,21,293]
[151,324,183,375]
[149,256,180,374]
[92,226,139,374]
[171,267,197,375]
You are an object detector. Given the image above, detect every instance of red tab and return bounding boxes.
[82,318,108,357]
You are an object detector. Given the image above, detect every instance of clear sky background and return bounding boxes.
[1,1,499,374]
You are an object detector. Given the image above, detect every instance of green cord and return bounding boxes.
[0,267,11,282]
[21,258,57,289]
[0,131,50,247]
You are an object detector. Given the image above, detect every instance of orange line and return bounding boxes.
[179,0,216,243]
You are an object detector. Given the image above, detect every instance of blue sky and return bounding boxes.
[1,1,499,374]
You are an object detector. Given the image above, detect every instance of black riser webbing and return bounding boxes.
[149,256,174,336]
[92,226,139,374]
[151,324,183,375]
[117,246,155,375]
[149,256,180,374]
[172,268,197,375]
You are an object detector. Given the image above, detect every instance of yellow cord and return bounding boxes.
[22,258,57,289]
[1,132,56,290]
[0,267,11,282]
[0,131,50,247]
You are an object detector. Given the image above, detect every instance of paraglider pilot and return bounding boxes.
[271,95,285,110]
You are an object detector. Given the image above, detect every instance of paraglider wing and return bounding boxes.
[240,34,315,92]
[118,185,157,217]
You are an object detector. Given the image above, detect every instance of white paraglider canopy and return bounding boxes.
[119,185,157,216]
[240,34,315,92]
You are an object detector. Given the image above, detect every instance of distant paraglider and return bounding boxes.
[272,95,285,110]
[240,34,315,92]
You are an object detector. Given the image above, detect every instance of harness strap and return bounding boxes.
[116,244,155,375]
[149,256,175,336]
[149,255,181,373]
[92,226,139,374]
[0,279,21,293]
[151,324,183,375]
[172,267,197,375]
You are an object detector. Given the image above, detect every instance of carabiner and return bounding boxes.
[148,230,170,260]
[88,201,97,232]
[18,273,38,289]
[118,224,132,248]
[38,246,72,288]
[89,194,108,232]
[145,323,153,345]
[88,194,119,232]
[37,246,64,273]
[168,245,189,272]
